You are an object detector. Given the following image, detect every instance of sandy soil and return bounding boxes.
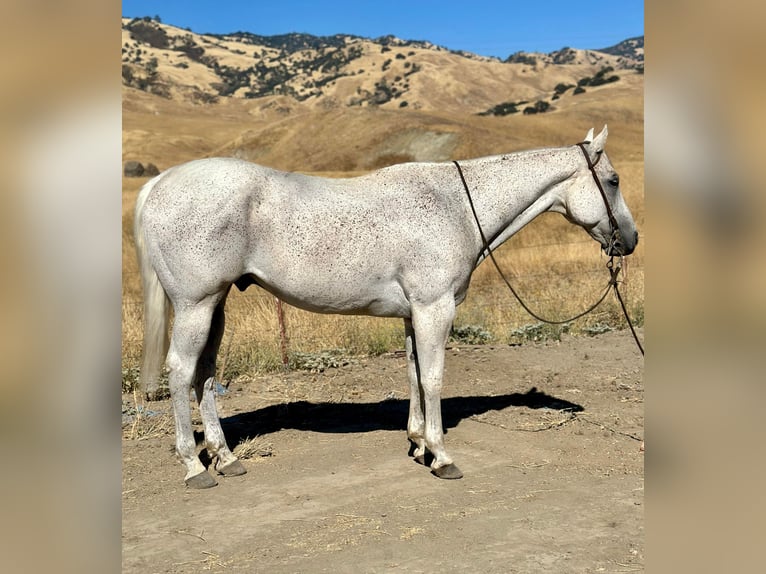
[122,329,644,573]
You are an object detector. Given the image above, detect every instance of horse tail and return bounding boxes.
[134,173,170,400]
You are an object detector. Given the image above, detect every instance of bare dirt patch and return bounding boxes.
[122,329,643,573]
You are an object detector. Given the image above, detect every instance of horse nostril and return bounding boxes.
[634,230,639,245]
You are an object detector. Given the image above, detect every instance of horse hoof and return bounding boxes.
[432,463,463,480]
[185,471,218,489]
[217,460,247,477]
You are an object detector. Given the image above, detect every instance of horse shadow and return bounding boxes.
[219,386,583,448]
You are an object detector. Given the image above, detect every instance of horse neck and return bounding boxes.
[459,147,579,258]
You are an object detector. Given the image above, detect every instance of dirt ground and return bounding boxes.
[122,329,644,573]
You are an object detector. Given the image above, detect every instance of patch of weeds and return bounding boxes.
[509,322,571,344]
[353,324,404,357]
[122,365,140,393]
[365,336,396,357]
[122,364,171,398]
[629,304,645,327]
[450,324,493,345]
[595,300,644,330]
[221,348,284,380]
[289,349,358,372]
[582,323,614,337]
[122,365,169,397]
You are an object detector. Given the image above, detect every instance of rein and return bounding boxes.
[453,144,644,355]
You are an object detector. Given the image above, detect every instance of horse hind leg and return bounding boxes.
[193,296,246,479]
[166,297,222,488]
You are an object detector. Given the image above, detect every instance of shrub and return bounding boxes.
[175,38,205,62]
[478,101,520,116]
[450,325,492,345]
[289,350,357,372]
[121,64,134,84]
[370,79,395,104]
[509,322,570,343]
[506,52,537,66]
[582,323,614,337]
[523,100,551,115]
[404,63,421,76]
[577,66,620,88]
[551,47,577,64]
[125,19,169,49]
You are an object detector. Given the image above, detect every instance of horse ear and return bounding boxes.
[592,124,608,153]
[583,128,594,143]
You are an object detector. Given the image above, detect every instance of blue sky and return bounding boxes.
[121,1,643,58]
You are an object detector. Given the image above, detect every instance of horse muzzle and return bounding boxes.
[605,229,638,256]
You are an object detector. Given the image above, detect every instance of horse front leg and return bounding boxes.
[410,296,463,479]
[404,318,427,463]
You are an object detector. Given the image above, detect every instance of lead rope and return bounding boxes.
[453,156,644,355]
[610,257,644,355]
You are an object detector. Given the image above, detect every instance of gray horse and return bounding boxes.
[134,126,637,488]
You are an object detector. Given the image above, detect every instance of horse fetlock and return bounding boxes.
[411,445,426,459]
[210,448,238,469]
[429,453,454,469]
[407,435,425,453]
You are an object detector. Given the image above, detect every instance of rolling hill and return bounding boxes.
[122,16,643,173]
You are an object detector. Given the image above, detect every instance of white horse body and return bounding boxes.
[135,126,637,487]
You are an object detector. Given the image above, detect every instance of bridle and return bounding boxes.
[575,141,622,255]
[453,142,644,355]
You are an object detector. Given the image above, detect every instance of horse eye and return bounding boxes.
[609,174,619,187]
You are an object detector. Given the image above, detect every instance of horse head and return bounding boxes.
[559,126,638,256]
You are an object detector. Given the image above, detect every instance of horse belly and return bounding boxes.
[251,266,412,318]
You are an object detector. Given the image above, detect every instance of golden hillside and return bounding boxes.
[121,17,642,113]
[122,17,643,173]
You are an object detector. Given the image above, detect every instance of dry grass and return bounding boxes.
[122,390,174,440]
[232,436,274,460]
